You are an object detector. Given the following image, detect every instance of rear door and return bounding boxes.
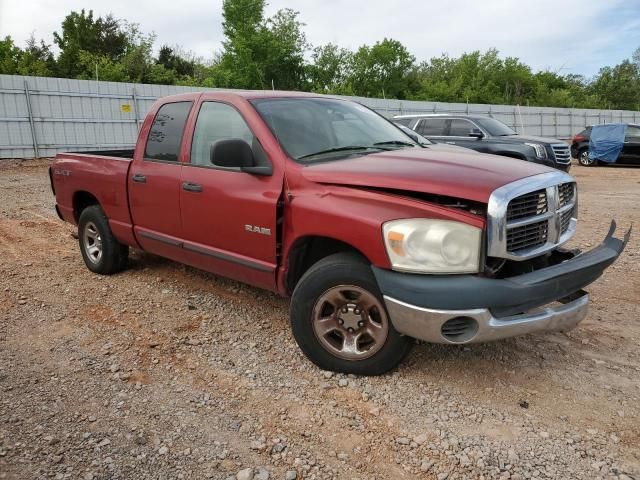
[414,117,450,143]
[179,100,283,290]
[621,125,640,164]
[128,101,192,255]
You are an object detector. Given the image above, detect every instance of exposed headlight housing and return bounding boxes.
[383,219,482,274]
[525,143,547,159]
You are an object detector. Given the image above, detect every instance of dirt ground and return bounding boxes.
[0,159,638,480]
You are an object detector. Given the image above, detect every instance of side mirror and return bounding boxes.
[210,139,272,176]
[469,128,484,139]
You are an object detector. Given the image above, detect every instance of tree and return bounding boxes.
[15,35,56,77]
[53,10,128,77]
[214,0,308,89]
[261,9,308,90]
[307,44,354,93]
[350,39,416,99]
[157,45,199,79]
[590,60,640,110]
[0,36,21,74]
[217,0,268,89]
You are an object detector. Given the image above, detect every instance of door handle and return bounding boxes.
[132,173,147,183]
[182,182,203,193]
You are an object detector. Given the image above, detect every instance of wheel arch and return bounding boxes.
[73,191,100,222]
[284,235,371,295]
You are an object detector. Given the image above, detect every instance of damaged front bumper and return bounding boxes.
[372,221,631,344]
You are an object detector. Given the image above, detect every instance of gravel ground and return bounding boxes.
[0,159,638,480]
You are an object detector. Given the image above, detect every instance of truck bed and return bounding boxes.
[69,149,135,159]
[50,151,135,246]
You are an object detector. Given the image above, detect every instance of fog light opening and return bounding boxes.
[441,316,479,343]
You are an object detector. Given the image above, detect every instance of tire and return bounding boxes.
[578,148,596,167]
[78,205,129,275]
[290,252,413,375]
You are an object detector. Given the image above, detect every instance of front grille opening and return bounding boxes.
[441,317,479,343]
[507,220,548,252]
[560,206,574,235]
[507,189,547,221]
[558,182,575,207]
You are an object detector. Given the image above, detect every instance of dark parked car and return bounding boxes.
[395,123,479,154]
[394,114,571,171]
[571,124,640,166]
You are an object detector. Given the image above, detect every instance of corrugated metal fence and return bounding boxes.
[1,73,639,159]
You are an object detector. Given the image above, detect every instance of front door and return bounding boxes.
[446,118,486,151]
[620,125,640,164]
[179,101,283,290]
[129,101,193,257]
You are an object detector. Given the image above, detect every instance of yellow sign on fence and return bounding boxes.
[120,104,132,113]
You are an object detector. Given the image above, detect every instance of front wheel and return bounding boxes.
[290,253,413,375]
[578,149,596,166]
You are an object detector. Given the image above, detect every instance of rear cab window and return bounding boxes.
[144,102,193,162]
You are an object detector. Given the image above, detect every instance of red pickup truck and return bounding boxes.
[50,91,630,375]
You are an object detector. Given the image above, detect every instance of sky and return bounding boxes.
[1,0,639,78]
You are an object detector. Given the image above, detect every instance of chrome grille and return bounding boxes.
[551,144,571,165]
[507,219,548,251]
[507,189,547,221]
[560,206,574,235]
[558,182,574,207]
[487,172,578,260]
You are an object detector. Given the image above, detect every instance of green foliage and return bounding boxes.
[0,36,21,74]
[350,39,417,99]
[215,1,308,90]
[53,10,128,78]
[590,61,640,110]
[307,44,354,94]
[0,4,638,111]
[16,36,57,77]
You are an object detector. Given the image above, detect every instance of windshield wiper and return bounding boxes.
[373,140,416,147]
[298,146,384,160]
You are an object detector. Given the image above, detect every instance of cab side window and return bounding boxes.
[416,118,448,136]
[190,102,255,167]
[626,126,640,140]
[144,102,192,162]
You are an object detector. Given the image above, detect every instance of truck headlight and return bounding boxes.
[383,219,482,274]
[525,143,547,159]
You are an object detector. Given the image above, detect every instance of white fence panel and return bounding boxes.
[1,74,639,159]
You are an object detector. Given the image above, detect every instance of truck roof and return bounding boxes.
[157,90,325,103]
[393,113,490,121]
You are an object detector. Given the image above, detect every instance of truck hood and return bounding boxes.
[301,147,555,204]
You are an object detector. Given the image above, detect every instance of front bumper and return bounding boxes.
[373,221,630,344]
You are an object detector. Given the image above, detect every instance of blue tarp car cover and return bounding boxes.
[589,124,627,163]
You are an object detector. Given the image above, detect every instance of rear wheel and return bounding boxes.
[78,205,128,274]
[578,148,596,166]
[290,253,413,375]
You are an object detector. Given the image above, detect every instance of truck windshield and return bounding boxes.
[251,97,419,162]
[474,117,517,136]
